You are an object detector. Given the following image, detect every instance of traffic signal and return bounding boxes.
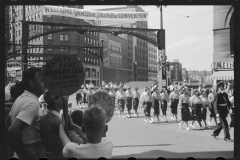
[157,29,165,50]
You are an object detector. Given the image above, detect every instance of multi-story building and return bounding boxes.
[7,5,103,85]
[207,5,234,86]
[148,33,158,82]
[97,5,149,82]
[187,70,212,85]
[170,59,182,83]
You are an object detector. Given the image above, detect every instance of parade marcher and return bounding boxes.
[169,85,180,121]
[211,81,233,142]
[200,89,210,128]
[225,83,232,98]
[115,88,127,119]
[132,87,140,117]
[125,87,133,118]
[75,88,83,107]
[141,87,154,124]
[167,83,175,92]
[198,84,203,95]
[8,67,46,159]
[208,88,218,126]
[151,88,162,123]
[108,87,116,108]
[160,87,169,122]
[189,89,205,129]
[229,89,234,137]
[82,86,88,108]
[178,87,192,131]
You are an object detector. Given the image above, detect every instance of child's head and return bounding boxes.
[82,104,107,141]
[71,110,84,127]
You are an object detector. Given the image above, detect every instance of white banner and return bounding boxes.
[43,6,148,22]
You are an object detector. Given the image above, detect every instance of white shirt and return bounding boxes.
[10,90,42,144]
[63,137,113,158]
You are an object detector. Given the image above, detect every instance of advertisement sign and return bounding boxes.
[43,55,85,96]
[43,6,148,22]
[212,62,234,70]
[89,91,114,123]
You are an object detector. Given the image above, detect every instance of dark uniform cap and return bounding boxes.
[193,89,199,94]
[217,81,224,87]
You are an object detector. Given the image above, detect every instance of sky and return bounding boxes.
[85,5,213,71]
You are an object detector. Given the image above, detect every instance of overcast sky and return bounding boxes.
[85,5,213,71]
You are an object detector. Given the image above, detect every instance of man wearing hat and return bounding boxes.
[211,81,233,141]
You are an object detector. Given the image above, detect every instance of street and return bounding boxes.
[68,94,234,159]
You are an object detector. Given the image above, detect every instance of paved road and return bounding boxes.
[68,94,234,159]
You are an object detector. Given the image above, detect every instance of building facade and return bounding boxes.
[148,33,158,82]
[207,5,234,86]
[97,5,149,82]
[7,5,104,85]
[170,59,182,83]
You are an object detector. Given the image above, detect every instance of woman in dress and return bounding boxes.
[200,89,210,128]
[132,87,140,117]
[229,89,234,132]
[151,89,162,123]
[178,87,192,131]
[169,85,180,121]
[190,89,205,129]
[115,88,127,119]
[140,87,154,123]
[207,88,218,126]
[160,87,169,122]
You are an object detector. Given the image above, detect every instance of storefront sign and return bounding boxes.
[43,55,85,96]
[89,91,114,123]
[212,62,234,70]
[43,6,148,22]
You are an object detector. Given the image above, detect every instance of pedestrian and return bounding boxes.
[208,88,218,126]
[108,86,116,109]
[225,83,232,98]
[82,86,88,108]
[8,67,46,160]
[141,87,154,123]
[178,87,192,131]
[229,89,234,135]
[132,87,140,117]
[151,89,162,123]
[115,88,127,119]
[75,88,82,107]
[169,85,180,121]
[200,89,210,128]
[39,91,86,159]
[189,89,205,129]
[125,87,133,118]
[60,105,113,158]
[160,87,169,122]
[211,81,233,142]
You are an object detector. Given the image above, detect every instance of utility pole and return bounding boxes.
[22,5,28,71]
[100,39,104,86]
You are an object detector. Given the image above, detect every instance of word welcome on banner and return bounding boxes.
[43,6,148,22]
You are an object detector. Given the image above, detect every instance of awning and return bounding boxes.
[207,71,234,80]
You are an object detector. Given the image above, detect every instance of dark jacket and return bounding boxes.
[213,91,231,116]
[39,112,63,157]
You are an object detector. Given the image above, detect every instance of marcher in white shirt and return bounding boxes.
[132,87,140,117]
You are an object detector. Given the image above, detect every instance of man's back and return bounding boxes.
[63,137,113,158]
[39,112,63,156]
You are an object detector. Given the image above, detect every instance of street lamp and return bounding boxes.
[100,39,104,86]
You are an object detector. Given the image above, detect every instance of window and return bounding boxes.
[48,46,53,52]
[84,37,86,43]
[65,35,68,41]
[29,6,31,11]
[90,39,92,45]
[19,30,21,36]
[65,48,68,52]
[96,41,98,46]
[48,34,52,40]
[38,11,41,18]
[18,20,20,26]
[60,35,64,41]
[16,31,18,37]
[35,12,37,20]
[31,14,34,21]
[87,38,89,44]
[60,47,64,52]
[28,15,31,21]
[18,10,20,17]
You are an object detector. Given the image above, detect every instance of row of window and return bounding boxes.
[148,46,157,53]
[148,53,157,59]
[148,66,157,71]
[27,11,41,21]
[84,58,99,66]
[149,59,157,65]
[85,68,99,78]
[84,37,99,46]
[148,73,157,77]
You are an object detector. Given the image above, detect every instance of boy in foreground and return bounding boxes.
[59,104,113,158]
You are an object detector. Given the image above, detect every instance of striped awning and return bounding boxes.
[207,71,234,80]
